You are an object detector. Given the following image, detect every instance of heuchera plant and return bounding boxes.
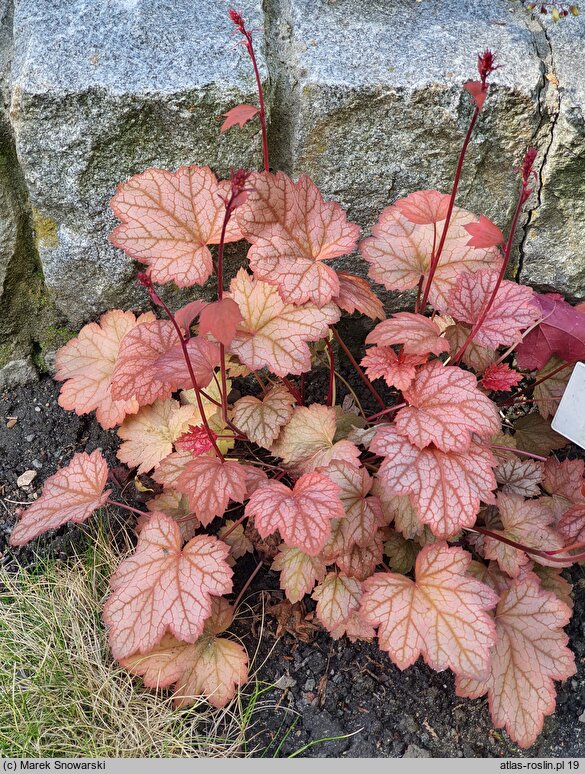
[10,12,585,749]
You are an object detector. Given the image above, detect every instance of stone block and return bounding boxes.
[10,0,268,326]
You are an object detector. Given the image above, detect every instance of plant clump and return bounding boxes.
[8,13,585,751]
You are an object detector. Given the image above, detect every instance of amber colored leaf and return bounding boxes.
[220,103,259,132]
[334,272,385,320]
[495,458,544,498]
[176,456,248,526]
[121,599,247,709]
[104,514,232,660]
[232,385,296,449]
[534,356,571,420]
[152,450,193,488]
[198,299,243,347]
[228,270,339,377]
[361,543,498,677]
[483,493,563,578]
[393,190,451,225]
[463,215,504,248]
[335,532,384,581]
[366,312,449,357]
[558,504,585,544]
[456,575,575,749]
[245,471,344,556]
[117,399,196,474]
[146,490,198,542]
[272,546,327,603]
[271,404,360,474]
[111,321,219,406]
[514,413,568,457]
[110,166,242,287]
[217,520,254,562]
[9,451,110,547]
[361,203,502,310]
[324,461,384,551]
[55,310,156,430]
[384,530,419,574]
[373,485,424,540]
[361,347,426,391]
[448,270,538,349]
[395,361,500,453]
[372,426,497,539]
[480,363,522,393]
[444,322,497,373]
[543,458,585,504]
[244,174,360,306]
[530,564,573,612]
[331,609,376,642]
[312,572,363,634]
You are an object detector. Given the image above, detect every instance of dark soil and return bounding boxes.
[1,377,584,758]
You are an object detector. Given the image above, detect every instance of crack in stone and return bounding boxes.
[262,0,301,174]
[516,15,561,283]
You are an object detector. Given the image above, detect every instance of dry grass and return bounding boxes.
[0,520,270,758]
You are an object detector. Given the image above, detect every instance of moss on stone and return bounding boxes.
[32,208,59,249]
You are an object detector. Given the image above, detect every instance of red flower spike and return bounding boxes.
[478,49,499,85]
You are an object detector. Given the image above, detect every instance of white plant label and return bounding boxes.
[551,361,585,451]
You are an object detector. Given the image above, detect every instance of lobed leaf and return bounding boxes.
[366,312,449,357]
[334,272,385,320]
[110,166,242,287]
[516,293,585,370]
[395,361,500,453]
[272,546,327,603]
[361,543,498,677]
[448,270,538,350]
[372,426,497,539]
[361,347,426,391]
[111,320,219,406]
[176,456,248,526]
[245,471,344,556]
[456,575,575,749]
[9,450,110,546]
[360,202,502,311]
[232,385,296,449]
[242,173,360,306]
[271,404,360,474]
[312,572,363,634]
[121,599,247,709]
[228,269,339,377]
[117,399,196,474]
[55,310,155,430]
[104,513,232,660]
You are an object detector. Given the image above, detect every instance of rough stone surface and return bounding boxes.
[0,0,583,386]
[0,357,37,389]
[10,0,267,327]
[268,0,542,233]
[521,13,585,300]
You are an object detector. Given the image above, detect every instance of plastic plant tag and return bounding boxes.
[551,362,585,450]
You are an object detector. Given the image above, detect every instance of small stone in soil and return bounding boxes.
[17,470,37,488]
[32,460,43,469]
[25,434,35,442]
